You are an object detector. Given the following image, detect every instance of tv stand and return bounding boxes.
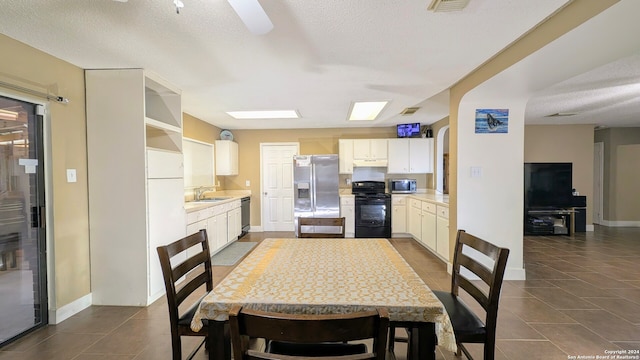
[525,208,574,235]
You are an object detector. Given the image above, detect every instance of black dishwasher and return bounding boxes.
[240,196,250,238]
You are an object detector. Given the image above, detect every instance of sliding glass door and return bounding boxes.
[0,95,47,345]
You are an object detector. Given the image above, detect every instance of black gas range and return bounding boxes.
[351,181,391,238]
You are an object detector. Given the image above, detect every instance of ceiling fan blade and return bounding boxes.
[227,0,274,35]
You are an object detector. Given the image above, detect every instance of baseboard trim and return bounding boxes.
[600,220,640,227]
[586,224,595,232]
[49,293,92,324]
[505,267,527,280]
[249,226,263,232]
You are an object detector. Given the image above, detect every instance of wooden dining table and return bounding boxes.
[191,238,456,360]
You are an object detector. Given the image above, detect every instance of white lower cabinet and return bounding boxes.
[391,195,408,234]
[186,199,242,254]
[407,197,450,263]
[436,206,450,261]
[408,199,422,240]
[421,202,436,250]
[340,195,355,237]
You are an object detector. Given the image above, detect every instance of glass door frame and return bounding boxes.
[0,91,49,346]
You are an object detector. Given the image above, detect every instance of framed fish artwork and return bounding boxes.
[475,109,509,134]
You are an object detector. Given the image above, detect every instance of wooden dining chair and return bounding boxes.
[229,305,389,360]
[297,217,346,238]
[434,229,510,360]
[389,230,509,360]
[157,229,215,360]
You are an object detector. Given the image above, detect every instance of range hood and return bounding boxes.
[352,159,388,167]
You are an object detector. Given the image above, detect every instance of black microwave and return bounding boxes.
[389,179,417,193]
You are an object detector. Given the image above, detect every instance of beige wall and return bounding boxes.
[524,125,595,224]
[594,127,640,221]
[0,34,90,308]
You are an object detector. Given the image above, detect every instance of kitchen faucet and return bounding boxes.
[195,186,216,201]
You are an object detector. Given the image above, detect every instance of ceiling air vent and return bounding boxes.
[400,107,421,115]
[428,0,470,12]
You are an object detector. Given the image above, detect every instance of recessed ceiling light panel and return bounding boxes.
[348,101,389,121]
[226,110,300,119]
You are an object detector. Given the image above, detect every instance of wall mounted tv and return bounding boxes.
[397,123,421,138]
[524,162,573,209]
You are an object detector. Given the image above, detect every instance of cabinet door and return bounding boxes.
[206,215,219,255]
[387,139,410,174]
[408,138,432,173]
[186,219,207,259]
[215,212,228,249]
[147,149,183,179]
[352,139,370,159]
[408,205,422,240]
[392,205,406,233]
[338,139,354,174]
[341,205,355,237]
[436,217,449,261]
[147,178,186,299]
[216,140,239,176]
[421,210,436,250]
[369,139,388,160]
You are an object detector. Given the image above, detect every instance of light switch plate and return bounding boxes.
[245,180,251,187]
[66,169,77,183]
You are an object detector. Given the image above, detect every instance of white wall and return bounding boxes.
[457,99,527,280]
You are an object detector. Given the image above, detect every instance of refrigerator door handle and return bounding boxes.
[310,162,316,213]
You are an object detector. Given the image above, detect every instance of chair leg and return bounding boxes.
[388,326,395,352]
[171,333,182,360]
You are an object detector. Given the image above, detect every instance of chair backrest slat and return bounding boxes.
[297,217,346,238]
[456,252,494,287]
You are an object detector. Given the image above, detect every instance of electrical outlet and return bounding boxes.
[470,166,482,178]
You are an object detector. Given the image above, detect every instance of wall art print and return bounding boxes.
[475,108,509,134]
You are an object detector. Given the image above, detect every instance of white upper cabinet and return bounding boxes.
[387,138,434,174]
[216,140,239,176]
[353,139,388,160]
[338,139,354,174]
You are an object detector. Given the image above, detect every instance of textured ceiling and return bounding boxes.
[2,0,638,130]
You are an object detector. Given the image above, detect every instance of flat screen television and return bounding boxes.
[524,162,573,209]
[397,123,421,138]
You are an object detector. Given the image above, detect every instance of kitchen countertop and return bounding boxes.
[184,190,251,213]
[339,188,448,206]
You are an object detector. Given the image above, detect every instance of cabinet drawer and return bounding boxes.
[392,195,407,205]
[340,196,355,206]
[422,201,436,214]
[187,211,201,224]
[437,205,449,219]
[410,199,422,209]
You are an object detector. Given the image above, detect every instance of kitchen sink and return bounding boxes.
[197,197,232,202]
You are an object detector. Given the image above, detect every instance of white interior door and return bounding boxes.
[261,143,298,231]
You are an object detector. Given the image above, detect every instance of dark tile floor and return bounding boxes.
[1,226,639,359]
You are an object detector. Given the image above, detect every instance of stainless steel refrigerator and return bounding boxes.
[293,155,340,236]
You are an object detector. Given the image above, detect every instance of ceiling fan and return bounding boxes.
[111,0,273,35]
